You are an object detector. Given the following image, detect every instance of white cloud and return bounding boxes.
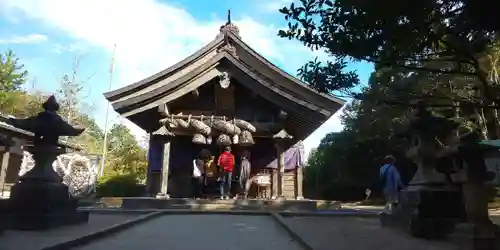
[0,0,344,152]
[0,33,48,44]
[50,42,90,55]
[259,0,294,12]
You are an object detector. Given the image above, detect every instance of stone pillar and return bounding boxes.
[295,166,303,200]
[0,146,10,197]
[461,154,498,248]
[157,139,171,199]
[276,142,285,198]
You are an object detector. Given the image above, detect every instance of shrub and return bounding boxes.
[486,184,499,202]
[96,174,145,197]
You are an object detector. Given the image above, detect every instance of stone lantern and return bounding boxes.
[383,101,499,249]
[382,101,464,239]
[6,96,89,230]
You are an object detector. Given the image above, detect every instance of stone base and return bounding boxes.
[451,223,500,250]
[381,186,465,239]
[156,193,170,199]
[7,179,89,230]
[0,198,7,234]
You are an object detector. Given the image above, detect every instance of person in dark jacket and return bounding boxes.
[239,150,251,199]
[192,149,210,199]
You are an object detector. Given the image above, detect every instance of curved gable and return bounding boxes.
[227,33,345,111]
[103,36,225,102]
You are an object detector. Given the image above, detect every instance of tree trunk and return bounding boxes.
[491,103,500,139]
[474,108,489,140]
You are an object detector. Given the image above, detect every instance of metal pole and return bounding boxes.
[100,44,116,177]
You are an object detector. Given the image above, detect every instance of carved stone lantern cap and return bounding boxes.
[42,95,60,112]
[273,129,293,140]
[35,95,84,141]
[153,125,175,137]
[407,100,458,137]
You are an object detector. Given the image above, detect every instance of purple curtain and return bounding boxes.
[265,141,305,170]
[148,138,164,172]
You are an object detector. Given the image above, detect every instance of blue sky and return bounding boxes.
[0,0,373,157]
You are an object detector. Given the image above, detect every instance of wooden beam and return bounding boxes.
[145,134,154,195]
[0,148,10,197]
[296,166,304,200]
[276,142,285,198]
[271,169,278,199]
[158,103,169,116]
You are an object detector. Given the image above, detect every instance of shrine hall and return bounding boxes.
[103,12,344,199]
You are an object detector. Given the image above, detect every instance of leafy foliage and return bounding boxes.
[96,174,145,197]
[0,50,148,186]
[297,57,360,94]
[0,91,45,117]
[305,57,500,199]
[0,50,27,92]
[278,0,500,101]
[275,1,500,199]
[104,124,148,182]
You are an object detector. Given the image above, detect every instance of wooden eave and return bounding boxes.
[103,36,225,102]
[104,29,344,115]
[113,53,225,116]
[112,52,330,123]
[222,54,330,119]
[225,32,345,111]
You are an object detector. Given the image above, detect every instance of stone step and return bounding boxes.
[92,197,339,211]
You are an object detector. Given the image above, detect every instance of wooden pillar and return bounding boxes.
[271,169,278,199]
[146,134,154,195]
[0,146,10,197]
[295,166,303,200]
[157,139,171,199]
[276,142,285,198]
[272,129,292,200]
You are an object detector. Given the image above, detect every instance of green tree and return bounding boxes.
[304,62,490,199]
[104,124,148,182]
[0,49,32,116]
[0,50,27,92]
[0,91,45,117]
[278,0,500,101]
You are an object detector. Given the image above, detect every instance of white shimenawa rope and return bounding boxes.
[19,152,98,198]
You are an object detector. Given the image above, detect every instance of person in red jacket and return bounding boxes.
[217,146,235,199]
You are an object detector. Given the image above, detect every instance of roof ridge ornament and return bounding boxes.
[216,10,239,57]
[216,9,240,39]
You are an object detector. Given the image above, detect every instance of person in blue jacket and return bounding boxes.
[379,155,405,213]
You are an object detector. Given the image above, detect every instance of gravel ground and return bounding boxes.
[74,214,302,250]
[0,213,139,250]
[282,216,461,250]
